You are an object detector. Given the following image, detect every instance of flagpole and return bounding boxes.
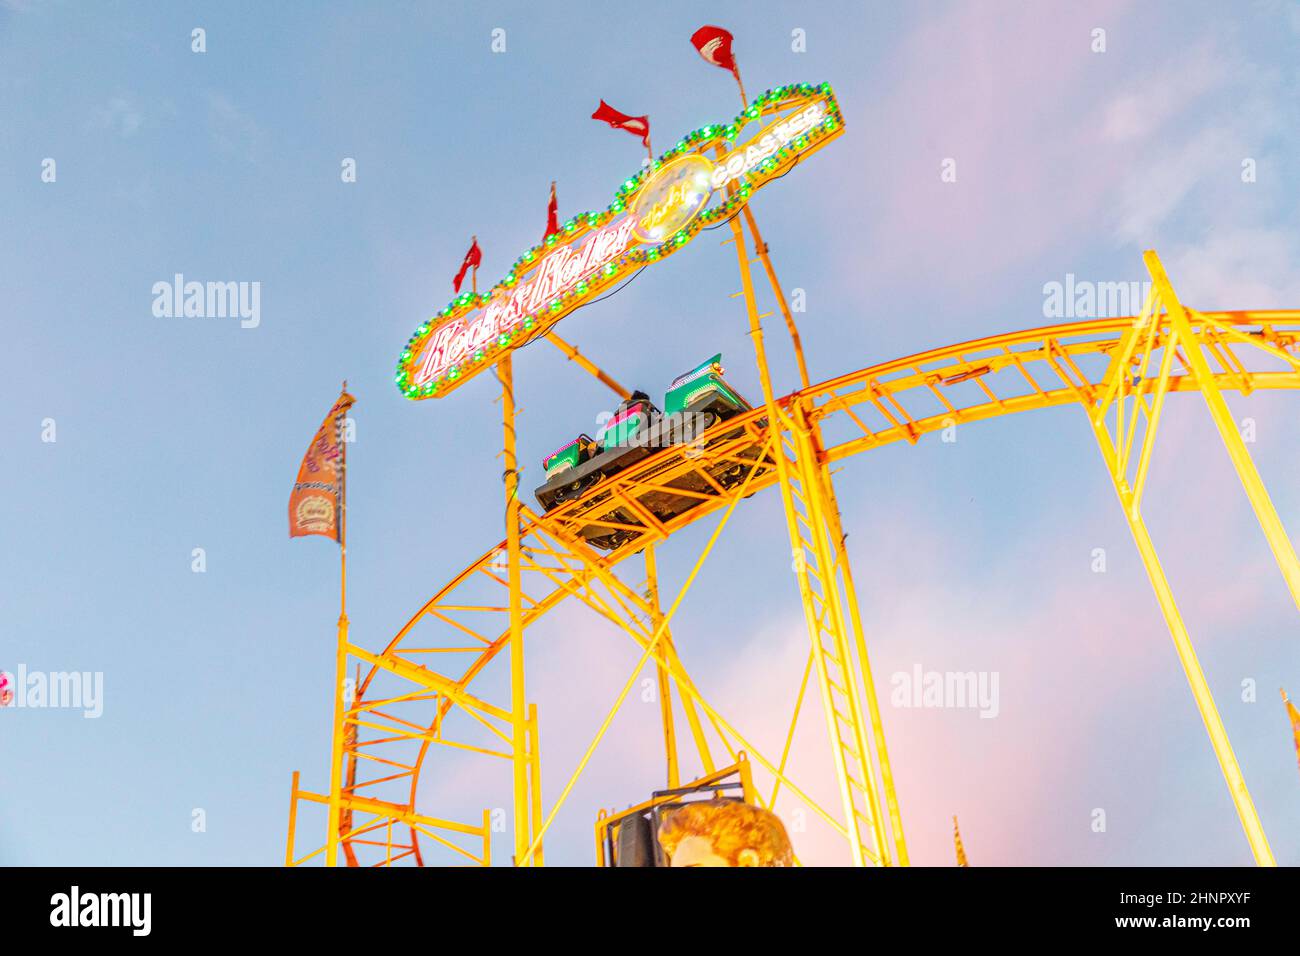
[471,235,478,295]
[733,58,749,108]
[325,382,349,867]
[546,181,557,241]
[340,662,360,866]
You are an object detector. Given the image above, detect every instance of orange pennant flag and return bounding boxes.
[953,815,969,867]
[289,387,356,543]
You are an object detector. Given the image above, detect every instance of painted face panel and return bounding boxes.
[667,835,730,867]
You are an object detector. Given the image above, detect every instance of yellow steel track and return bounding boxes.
[287,306,1300,866]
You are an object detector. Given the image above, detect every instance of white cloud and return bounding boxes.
[1099,44,1228,144]
[90,96,143,138]
[1099,42,1287,251]
[207,92,261,161]
[1164,227,1300,307]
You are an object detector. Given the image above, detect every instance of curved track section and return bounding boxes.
[321,310,1300,865]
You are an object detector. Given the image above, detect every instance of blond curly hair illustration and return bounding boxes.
[657,799,793,867]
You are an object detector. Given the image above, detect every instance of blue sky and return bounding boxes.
[3,0,1300,866]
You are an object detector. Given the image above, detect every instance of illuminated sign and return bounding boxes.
[710,99,826,190]
[397,81,843,400]
[415,217,638,387]
[633,155,715,243]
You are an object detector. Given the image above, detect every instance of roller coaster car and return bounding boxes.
[661,353,753,440]
[533,355,764,552]
[534,391,664,513]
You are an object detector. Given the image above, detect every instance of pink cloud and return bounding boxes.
[835,0,1135,281]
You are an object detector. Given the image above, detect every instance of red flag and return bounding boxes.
[289,388,356,543]
[544,181,558,240]
[591,100,650,148]
[691,25,738,76]
[452,237,482,293]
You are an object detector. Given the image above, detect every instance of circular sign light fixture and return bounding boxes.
[632,154,716,244]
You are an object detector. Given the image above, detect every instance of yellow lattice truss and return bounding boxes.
[287,235,1300,867]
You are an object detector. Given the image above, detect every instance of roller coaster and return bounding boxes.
[284,73,1300,868]
[284,294,1300,866]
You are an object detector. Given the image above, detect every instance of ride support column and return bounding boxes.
[499,353,534,865]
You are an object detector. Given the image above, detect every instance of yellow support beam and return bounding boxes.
[546,331,632,400]
[1081,253,1278,866]
[285,770,300,867]
[527,703,544,866]
[1089,411,1274,865]
[644,545,681,788]
[298,789,487,836]
[347,643,509,723]
[728,196,899,866]
[515,443,768,867]
[812,423,909,866]
[500,353,532,866]
[1145,251,1300,617]
[739,205,811,390]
